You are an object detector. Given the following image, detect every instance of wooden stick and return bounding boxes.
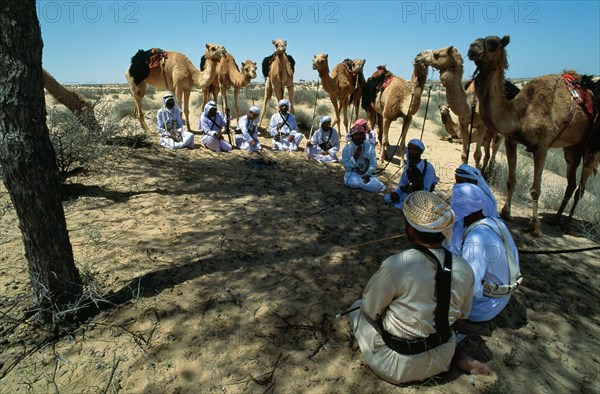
[348,233,406,249]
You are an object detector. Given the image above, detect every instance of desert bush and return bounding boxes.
[486,156,532,203]
[294,108,317,131]
[316,104,331,117]
[293,88,319,106]
[113,96,137,122]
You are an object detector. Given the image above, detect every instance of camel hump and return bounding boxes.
[261,53,296,78]
[129,48,166,85]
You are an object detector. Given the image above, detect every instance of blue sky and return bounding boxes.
[38,0,600,84]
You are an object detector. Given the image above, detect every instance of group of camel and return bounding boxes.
[43,36,599,238]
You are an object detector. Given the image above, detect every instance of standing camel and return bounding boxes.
[43,69,101,132]
[200,52,257,119]
[312,54,356,135]
[418,46,520,170]
[467,35,594,236]
[438,104,460,140]
[258,39,295,127]
[361,54,429,161]
[349,58,366,123]
[125,43,227,133]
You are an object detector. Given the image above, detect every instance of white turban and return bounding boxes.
[455,164,498,213]
[403,191,455,240]
[408,139,425,151]
[278,99,290,107]
[249,106,260,114]
[203,100,217,116]
[320,116,332,126]
[450,182,487,222]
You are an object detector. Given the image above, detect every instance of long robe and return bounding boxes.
[199,105,232,152]
[235,115,262,151]
[306,127,340,163]
[341,141,385,193]
[349,248,474,384]
[269,112,303,151]
[157,104,194,149]
[461,217,520,322]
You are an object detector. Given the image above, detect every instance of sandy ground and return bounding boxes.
[0,90,599,393]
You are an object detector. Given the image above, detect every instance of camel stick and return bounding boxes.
[347,233,406,249]
[335,306,360,319]
[349,71,360,125]
[308,78,320,141]
[465,98,477,165]
[419,68,434,141]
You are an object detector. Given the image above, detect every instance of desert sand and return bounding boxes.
[0,88,599,393]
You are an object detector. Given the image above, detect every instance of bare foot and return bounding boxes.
[453,347,492,376]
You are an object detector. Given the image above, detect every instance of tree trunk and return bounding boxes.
[0,0,82,323]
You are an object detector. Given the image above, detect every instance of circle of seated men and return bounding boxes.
[155,93,522,384]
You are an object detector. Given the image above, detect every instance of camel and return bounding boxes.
[125,44,227,133]
[467,35,594,236]
[439,104,460,140]
[418,46,518,170]
[311,54,358,135]
[349,59,366,123]
[43,69,101,132]
[200,52,257,119]
[361,54,429,161]
[258,39,295,127]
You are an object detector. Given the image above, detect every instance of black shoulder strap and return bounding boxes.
[412,245,453,334]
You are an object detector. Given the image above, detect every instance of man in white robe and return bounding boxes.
[306,116,340,163]
[384,139,438,210]
[199,101,232,152]
[349,191,490,384]
[269,99,303,151]
[341,125,386,193]
[449,183,522,322]
[235,106,262,152]
[156,94,194,149]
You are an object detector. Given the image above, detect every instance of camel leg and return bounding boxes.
[354,94,360,122]
[555,145,583,230]
[330,98,340,130]
[529,147,549,237]
[128,79,149,133]
[179,88,192,132]
[287,83,294,114]
[566,158,596,234]
[380,116,393,162]
[341,99,349,136]
[202,88,209,108]
[474,131,484,169]
[220,82,228,113]
[501,138,518,221]
[458,121,470,164]
[481,128,492,172]
[483,132,503,174]
[233,87,240,120]
[398,115,412,165]
[258,79,272,128]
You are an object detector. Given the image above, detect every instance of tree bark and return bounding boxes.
[0,0,82,323]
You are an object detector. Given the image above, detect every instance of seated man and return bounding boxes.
[384,139,438,210]
[269,99,303,151]
[235,106,262,152]
[347,118,377,147]
[341,125,386,193]
[349,191,490,384]
[306,115,340,163]
[199,101,232,152]
[157,94,194,149]
[454,164,498,218]
[450,183,522,322]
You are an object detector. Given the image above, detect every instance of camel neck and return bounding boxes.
[475,67,520,135]
[440,66,470,117]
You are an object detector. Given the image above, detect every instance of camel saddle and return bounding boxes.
[148,48,169,70]
[342,61,357,87]
[562,73,594,116]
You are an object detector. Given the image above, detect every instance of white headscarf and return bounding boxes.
[278,99,290,108]
[162,94,180,112]
[249,106,260,114]
[455,164,498,212]
[405,138,426,162]
[446,182,488,254]
[203,100,218,116]
[320,116,332,127]
[403,191,455,240]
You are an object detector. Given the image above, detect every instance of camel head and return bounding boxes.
[467,35,510,71]
[312,53,328,71]
[241,60,258,80]
[272,39,287,55]
[352,59,366,74]
[418,46,463,71]
[439,104,451,118]
[205,43,227,61]
[412,53,430,83]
